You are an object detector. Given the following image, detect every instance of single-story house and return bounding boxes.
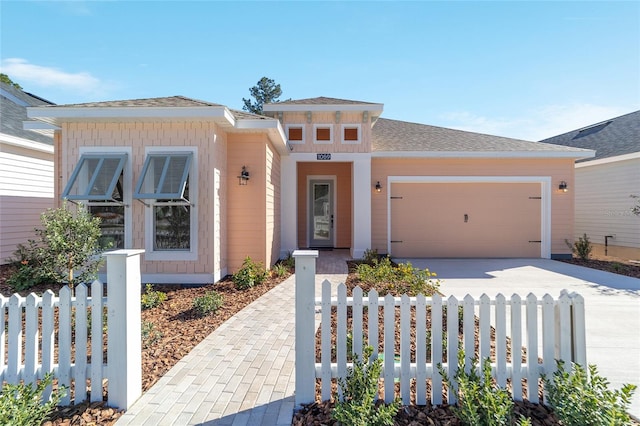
[540,110,640,261]
[0,82,55,264]
[26,96,594,283]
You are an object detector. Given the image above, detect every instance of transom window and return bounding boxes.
[313,124,333,144]
[134,152,195,253]
[286,125,305,144]
[341,124,361,144]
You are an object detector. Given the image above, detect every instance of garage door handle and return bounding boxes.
[464,214,468,223]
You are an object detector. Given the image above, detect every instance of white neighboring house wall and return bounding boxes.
[0,134,54,264]
[574,153,640,256]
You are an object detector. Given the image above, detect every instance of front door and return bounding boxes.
[309,180,334,247]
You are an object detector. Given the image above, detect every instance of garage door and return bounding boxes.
[390,182,542,258]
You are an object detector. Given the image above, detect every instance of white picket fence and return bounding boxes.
[0,250,144,410]
[293,251,587,406]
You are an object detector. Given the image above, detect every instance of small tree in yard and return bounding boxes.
[8,202,104,291]
[632,194,640,216]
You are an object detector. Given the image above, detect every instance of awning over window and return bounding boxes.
[62,153,127,202]
[134,153,192,201]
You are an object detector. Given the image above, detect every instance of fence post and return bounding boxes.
[105,249,145,410]
[293,249,318,407]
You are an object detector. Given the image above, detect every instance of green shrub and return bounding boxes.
[438,350,515,426]
[281,251,295,270]
[0,373,65,426]
[232,256,268,290]
[355,257,440,296]
[7,201,103,291]
[141,284,167,310]
[565,233,593,261]
[362,248,379,263]
[142,321,163,348]
[332,346,400,426]
[543,361,636,426]
[193,290,224,316]
[271,262,290,278]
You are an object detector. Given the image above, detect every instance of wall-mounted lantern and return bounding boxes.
[375,181,382,193]
[559,181,568,192]
[238,166,250,185]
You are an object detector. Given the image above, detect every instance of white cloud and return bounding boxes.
[439,103,633,141]
[0,58,102,94]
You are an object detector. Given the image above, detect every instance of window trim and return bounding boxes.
[341,124,362,144]
[285,124,305,145]
[62,153,127,202]
[134,153,193,202]
[140,147,198,261]
[313,124,334,144]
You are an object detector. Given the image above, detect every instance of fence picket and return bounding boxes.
[321,281,332,401]
[400,294,411,405]
[352,286,363,360]
[510,294,523,400]
[446,295,459,405]
[25,294,39,384]
[415,294,427,405]
[526,293,539,403]
[91,280,104,402]
[557,291,572,362]
[337,284,347,400]
[59,286,72,405]
[542,294,555,379]
[7,294,22,384]
[570,293,587,367]
[75,284,88,404]
[41,290,55,401]
[479,294,491,364]
[368,289,379,361]
[384,294,395,403]
[431,293,443,405]
[495,294,507,387]
[463,294,475,374]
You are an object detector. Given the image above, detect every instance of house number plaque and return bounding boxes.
[316,153,331,160]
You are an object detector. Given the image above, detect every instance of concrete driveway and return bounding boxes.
[396,258,640,419]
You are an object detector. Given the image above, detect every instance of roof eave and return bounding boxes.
[234,119,288,155]
[263,103,384,113]
[371,150,597,159]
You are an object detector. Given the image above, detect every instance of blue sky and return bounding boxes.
[1,1,639,141]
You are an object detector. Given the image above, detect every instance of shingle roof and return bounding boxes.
[371,117,593,154]
[538,110,640,161]
[273,96,379,106]
[1,82,54,144]
[39,95,272,121]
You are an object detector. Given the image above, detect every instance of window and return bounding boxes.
[341,124,361,144]
[286,125,305,144]
[313,124,333,144]
[134,151,196,257]
[62,153,128,249]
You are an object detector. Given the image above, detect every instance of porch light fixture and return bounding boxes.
[559,181,568,192]
[238,166,250,185]
[375,181,382,193]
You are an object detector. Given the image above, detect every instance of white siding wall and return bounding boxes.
[0,141,54,263]
[575,156,640,250]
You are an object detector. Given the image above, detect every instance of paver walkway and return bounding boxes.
[116,250,349,426]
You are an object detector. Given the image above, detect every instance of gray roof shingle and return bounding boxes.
[372,117,593,154]
[1,82,54,144]
[538,110,640,161]
[272,96,379,106]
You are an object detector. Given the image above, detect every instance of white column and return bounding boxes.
[352,157,372,258]
[281,155,298,257]
[105,249,144,410]
[294,249,318,406]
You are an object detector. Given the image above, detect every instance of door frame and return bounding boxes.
[387,176,551,258]
[307,175,337,248]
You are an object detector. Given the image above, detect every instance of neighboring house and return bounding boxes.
[0,82,55,264]
[540,111,640,261]
[26,96,593,284]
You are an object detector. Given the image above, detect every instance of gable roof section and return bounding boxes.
[538,110,640,162]
[1,81,54,145]
[264,96,384,113]
[372,118,594,159]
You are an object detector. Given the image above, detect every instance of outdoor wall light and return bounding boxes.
[375,181,382,193]
[238,166,250,185]
[559,181,568,192]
